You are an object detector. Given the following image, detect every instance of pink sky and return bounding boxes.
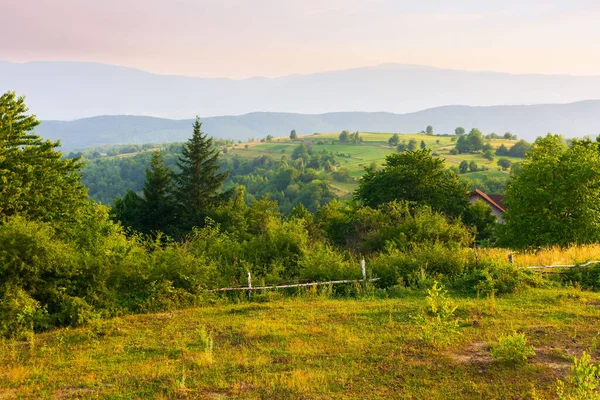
[3,0,600,78]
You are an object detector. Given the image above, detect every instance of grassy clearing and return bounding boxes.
[1,286,599,399]
[226,132,520,196]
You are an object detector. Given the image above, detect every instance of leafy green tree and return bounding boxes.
[111,189,145,232]
[266,134,274,142]
[496,144,509,156]
[455,136,469,154]
[396,142,407,152]
[501,135,600,248]
[355,149,469,217]
[468,161,478,172]
[483,149,494,161]
[0,91,88,223]
[339,130,350,143]
[407,139,418,151]
[463,200,498,241]
[459,160,469,174]
[420,140,426,149]
[388,134,400,147]
[426,125,434,135]
[467,128,484,152]
[507,140,532,158]
[455,127,465,136]
[290,129,298,140]
[497,159,512,171]
[291,143,310,161]
[175,117,229,226]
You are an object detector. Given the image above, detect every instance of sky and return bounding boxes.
[3,0,600,78]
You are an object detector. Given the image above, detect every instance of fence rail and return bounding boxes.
[207,260,379,292]
[207,277,380,292]
[524,260,600,270]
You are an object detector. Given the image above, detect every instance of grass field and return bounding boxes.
[2,286,599,399]
[226,132,522,196]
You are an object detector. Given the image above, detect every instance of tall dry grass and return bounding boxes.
[479,244,600,267]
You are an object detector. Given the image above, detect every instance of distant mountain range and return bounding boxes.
[3,61,600,120]
[37,101,600,151]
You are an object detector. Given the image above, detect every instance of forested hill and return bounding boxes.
[39,100,600,150]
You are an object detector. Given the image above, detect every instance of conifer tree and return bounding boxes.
[142,150,175,233]
[0,91,88,223]
[175,117,229,226]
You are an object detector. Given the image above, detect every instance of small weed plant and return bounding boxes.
[556,351,599,400]
[490,331,535,365]
[412,281,459,347]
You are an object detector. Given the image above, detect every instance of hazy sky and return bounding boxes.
[3,0,600,78]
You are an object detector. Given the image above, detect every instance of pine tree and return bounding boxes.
[142,150,175,233]
[0,91,88,222]
[175,117,229,226]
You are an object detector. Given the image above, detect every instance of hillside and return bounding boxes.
[228,132,518,197]
[38,100,600,150]
[3,61,600,120]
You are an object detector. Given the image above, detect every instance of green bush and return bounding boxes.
[0,285,45,338]
[561,264,600,291]
[556,351,599,400]
[455,259,546,295]
[299,244,360,281]
[411,281,460,347]
[371,245,472,288]
[490,332,535,365]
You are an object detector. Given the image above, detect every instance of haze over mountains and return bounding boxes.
[3,61,600,120]
[37,101,600,151]
[4,60,600,149]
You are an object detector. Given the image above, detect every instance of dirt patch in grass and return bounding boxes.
[448,341,492,366]
[531,348,571,375]
[54,387,94,399]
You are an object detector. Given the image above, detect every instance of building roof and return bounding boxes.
[470,188,506,213]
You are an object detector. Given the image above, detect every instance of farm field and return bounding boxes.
[226,132,521,196]
[2,287,599,399]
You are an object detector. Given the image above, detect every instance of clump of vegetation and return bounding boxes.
[556,351,599,400]
[490,331,535,365]
[412,281,460,347]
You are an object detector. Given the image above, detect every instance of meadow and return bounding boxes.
[227,132,522,196]
[1,285,599,399]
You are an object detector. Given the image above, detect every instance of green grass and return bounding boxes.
[2,287,599,399]
[226,132,521,196]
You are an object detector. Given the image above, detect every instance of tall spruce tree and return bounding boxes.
[0,91,88,223]
[142,150,175,233]
[175,117,229,226]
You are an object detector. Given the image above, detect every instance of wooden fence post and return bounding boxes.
[247,271,252,297]
[361,259,366,282]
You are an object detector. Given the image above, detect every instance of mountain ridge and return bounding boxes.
[35,100,600,151]
[4,61,600,120]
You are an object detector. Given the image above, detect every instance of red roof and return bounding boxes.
[470,189,506,213]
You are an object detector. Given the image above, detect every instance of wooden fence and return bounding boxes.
[207,259,379,292]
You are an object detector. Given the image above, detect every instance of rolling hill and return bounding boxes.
[3,61,600,120]
[36,100,600,150]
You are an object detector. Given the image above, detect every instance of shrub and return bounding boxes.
[556,351,599,400]
[490,331,535,365]
[561,264,600,291]
[299,244,359,282]
[411,281,460,347]
[0,285,45,338]
[372,245,472,288]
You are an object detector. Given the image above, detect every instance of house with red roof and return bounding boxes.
[469,189,506,223]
